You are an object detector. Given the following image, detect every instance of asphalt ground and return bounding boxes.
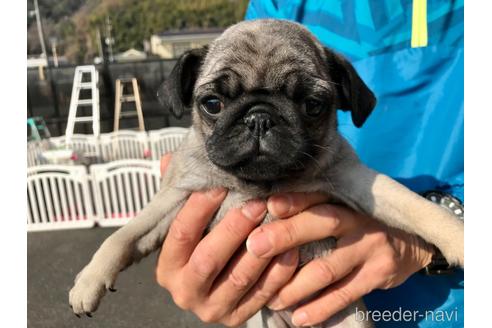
[27,227,224,328]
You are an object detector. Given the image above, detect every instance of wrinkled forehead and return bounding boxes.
[195,20,331,96]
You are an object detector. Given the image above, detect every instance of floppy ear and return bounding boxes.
[325,49,376,127]
[157,46,208,118]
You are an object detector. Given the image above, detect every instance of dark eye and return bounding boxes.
[304,99,323,117]
[201,97,224,115]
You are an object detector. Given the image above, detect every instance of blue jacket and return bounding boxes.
[245,1,464,327]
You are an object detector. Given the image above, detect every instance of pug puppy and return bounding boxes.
[69,19,464,327]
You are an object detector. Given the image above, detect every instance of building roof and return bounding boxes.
[114,48,147,61]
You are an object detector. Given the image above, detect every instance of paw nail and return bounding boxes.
[108,287,117,292]
[86,312,92,318]
[75,314,81,318]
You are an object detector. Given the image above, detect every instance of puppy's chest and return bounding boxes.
[207,190,336,266]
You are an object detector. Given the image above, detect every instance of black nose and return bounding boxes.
[244,111,275,137]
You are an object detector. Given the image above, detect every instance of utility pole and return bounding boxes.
[96,29,104,62]
[31,0,61,134]
[99,24,115,128]
[33,0,48,63]
[105,16,115,62]
[50,37,59,67]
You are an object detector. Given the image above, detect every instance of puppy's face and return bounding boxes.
[159,20,376,182]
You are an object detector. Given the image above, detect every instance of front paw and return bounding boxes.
[440,242,464,268]
[69,266,115,316]
[436,223,464,268]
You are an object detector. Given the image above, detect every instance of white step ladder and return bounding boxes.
[65,65,100,144]
[113,77,145,132]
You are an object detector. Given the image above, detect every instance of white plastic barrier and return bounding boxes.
[91,159,161,226]
[99,131,150,162]
[149,127,188,160]
[49,134,100,159]
[27,140,51,167]
[27,165,96,231]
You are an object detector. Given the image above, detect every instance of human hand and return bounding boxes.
[246,193,435,326]
[156,154,300,326]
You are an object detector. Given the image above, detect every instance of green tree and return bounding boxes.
[27,0,249,64]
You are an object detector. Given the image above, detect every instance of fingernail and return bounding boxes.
[268,194,292,217]
[292,311,308,326]
[206,188,226,199]
[267,295,284,310]
[242,199,267,222]
[246,228,272,257]
[279,248,298,266]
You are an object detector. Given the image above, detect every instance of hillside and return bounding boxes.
[27,0,249,64]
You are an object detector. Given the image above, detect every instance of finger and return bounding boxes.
[185,199,267,292]
[247,204,361,258]
[160,153,172,176]
[267,234,367,311]
[290,266,374,327]
[206,246,271,316]
[267,192,329,219]
[158,188,227,272]
[230,248,299,325]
